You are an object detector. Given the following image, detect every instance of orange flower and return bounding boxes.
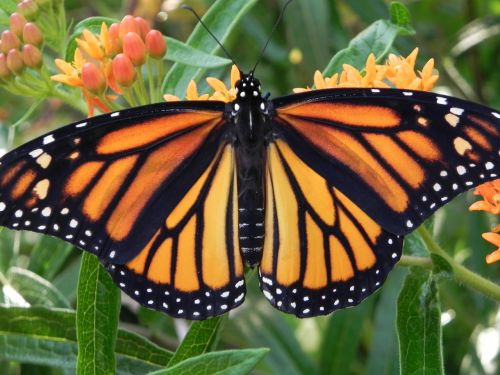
[482,232,500,264]
[469,179,500,214]
[293,48,438,93]
[51,16,167,115]
[52,48,85,87]
[77,29,105,61]
[164,65,241,103]
[470,179,500,263]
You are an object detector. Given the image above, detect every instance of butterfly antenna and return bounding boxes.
[251,0,294,75]
[181,5,240,72]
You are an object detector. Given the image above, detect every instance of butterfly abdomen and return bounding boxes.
[235,146,266,267]
[238,203,265,267]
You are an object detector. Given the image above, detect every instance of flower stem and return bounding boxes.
[156,59,164,102]
[51,88,88,114]
[146,58,155,104]
[417,226,500,301]
[398,255,433,269]
[136,68,149,105]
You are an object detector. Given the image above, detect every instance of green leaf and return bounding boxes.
[283,0,332,71]
[0,306,173,373]
[366,268,407,375]
[0,230,15,274]
[28,236,74,280]
[0,0,17,14]
[162,0,258,97]
[390,2,413,30]
[7,267,70,308]
[319,299,374,375]
[322,13,414,77]
[230,306,316,375]
[168,316,225,367]
[76,253,120,375]
[65,17,119,61]
[165,37,232,68]
[430,254,453,277]
[397,268,444,375]
[53,256,82,302]
[343,0,389,24]
[150,349,269,375]
[404,232,429,257]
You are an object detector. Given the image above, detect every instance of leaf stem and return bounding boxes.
[417,226,500,301]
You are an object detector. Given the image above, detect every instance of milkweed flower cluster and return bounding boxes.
[0,10,49,96]
[469,180,500,264]
[293,48,438,92]
[166,48,438,103]
[51,16,167,116]
[164,64,241,103]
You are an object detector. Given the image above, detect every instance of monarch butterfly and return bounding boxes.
[0,5,499,320]
[0,72,498,319]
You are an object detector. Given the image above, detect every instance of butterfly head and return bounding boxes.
[235,73,262,102]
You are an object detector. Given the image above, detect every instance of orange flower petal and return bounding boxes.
[206,77,228,94]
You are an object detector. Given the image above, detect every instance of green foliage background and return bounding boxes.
[0,0,499,374]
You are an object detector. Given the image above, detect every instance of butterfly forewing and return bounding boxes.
[273,88,500,235]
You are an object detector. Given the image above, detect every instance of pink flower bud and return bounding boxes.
[82,62,107,94]
[17,0,39,21]
[123,32,146,66]
[22,44,42,68]
[1,31,21,54]
[112,53,136,87]
[119,15,141,40]
[23,22,43,46]
[0,54,11,79]
[7,49,25,74]
[135,17,151,39]
[145,30,166,59]
[10,13,27,38]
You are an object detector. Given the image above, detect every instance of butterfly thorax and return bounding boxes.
[229,73,272,267]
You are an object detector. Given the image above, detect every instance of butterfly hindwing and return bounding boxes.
[259,140,402,317]
[273,88,500,235]
[108,144,246,319]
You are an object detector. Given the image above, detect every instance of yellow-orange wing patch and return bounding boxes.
[274,88,499,235]
[260,140,402,318]
[108,145,245,320]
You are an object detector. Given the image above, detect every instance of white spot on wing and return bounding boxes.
[43,135,55,145]
[29,149,44,158]
[450,107,464,116]
[436,96,448,105]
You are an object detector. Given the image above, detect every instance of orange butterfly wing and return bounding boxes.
[259,140,402,317]
[0,103,245,319]
[259,88,499,317]
[273,88,499,235]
